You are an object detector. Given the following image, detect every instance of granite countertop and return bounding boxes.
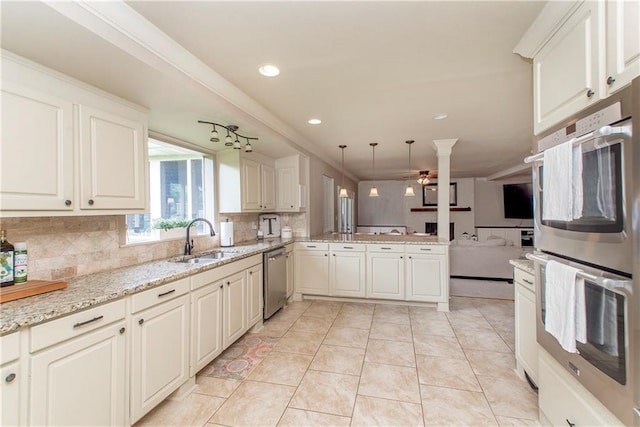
[299,233,447,245]
[0,238,293,335]
[509,259,534,275]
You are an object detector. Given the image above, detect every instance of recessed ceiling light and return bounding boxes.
[433,113,448,120]
[308,118,322,125]
[258,64,280,77]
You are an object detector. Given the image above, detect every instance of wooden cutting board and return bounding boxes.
[0,280,67,303]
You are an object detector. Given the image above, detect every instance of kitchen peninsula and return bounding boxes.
[294,233,450,311]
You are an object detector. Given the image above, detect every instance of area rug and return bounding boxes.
[202,334,279,381]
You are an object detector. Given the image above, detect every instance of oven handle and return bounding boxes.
[525,253,633,294]
[524,126,630,164]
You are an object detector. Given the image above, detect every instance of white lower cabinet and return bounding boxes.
[285,244,294,298]
[247,263,263,327]
[223,271,247,348]
[514,266,538,384]
[29,300,128,426]
[405,245,448,303]
[1,332,24,426]
[294,243,329,295]
[130,279,190,424]
[366,245,405,300]
[329,244,366,298]
[190,282,224,377]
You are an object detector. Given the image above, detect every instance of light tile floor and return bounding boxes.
[136,296,539,427]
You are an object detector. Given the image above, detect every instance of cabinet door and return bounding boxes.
[294,250,329,295]
[330,251,366,297]
[241,158,262,211]
[190,283,223,377]
[261,164,276,210]
[30,321,127,426]
[131,294,190,423]
[286,250,294,298]
[367,252,405,300]
[1,360,21,426]
[223,271,247,348]
[277,166,297,211]
[406,254,446,302]
[515,279,538,383]
[247,264,263,328]
[606,0,640,95]
[533,1,603,135]
[79,105,147,210]
[1,83,74,211]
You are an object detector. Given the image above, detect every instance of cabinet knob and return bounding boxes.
[220,284,224,289]
[409,256,412,259]
[290,205,294,208]
[324,254,328,257]
[119,327,126,334]
[400,256,403,259]
[64,199,72,206]
[87,199,95,206]
[607,76,616,85]
[586,89,595,98]
[5,373,16,383]
[332,254,336,256]
[138,318,144,325]
[227,281,230,286]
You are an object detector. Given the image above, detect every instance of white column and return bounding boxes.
[432,139,458,243]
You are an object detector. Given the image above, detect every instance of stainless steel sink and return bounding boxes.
[172,251,234,264]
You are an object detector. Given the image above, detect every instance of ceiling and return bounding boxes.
[1,1,544,180]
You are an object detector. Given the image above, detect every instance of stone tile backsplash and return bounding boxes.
[0,212,306,281]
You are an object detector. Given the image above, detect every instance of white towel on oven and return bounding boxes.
[542,140,583,221]
[544,260,587,353]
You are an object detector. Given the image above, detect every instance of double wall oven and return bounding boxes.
[527,79,639,426]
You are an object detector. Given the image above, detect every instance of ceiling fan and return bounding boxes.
[417,170,438,185]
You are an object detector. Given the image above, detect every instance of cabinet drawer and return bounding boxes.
[538,350,623,426]
[367,244,404,253]
[131,277,190,313]
[329,243,366,252]
[514,268,535,293]
[31,299,126,352]
[406,245,446,255]
[1,332,20,364]
[295,242,328,251]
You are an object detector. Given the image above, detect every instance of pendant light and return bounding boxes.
[404,140,416,197]
[339,145,349,198]
[210,124,219,142]
[369,143,379,197]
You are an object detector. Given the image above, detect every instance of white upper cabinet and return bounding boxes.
[1,82,74,211]
[79,105,147,210]
[275,154,308,212]
[532,1,603,135]
[516,0,639,135]
[218,150,276,213]
[0,51,149,216]
[260,164,276,211]
[605,0,640,95]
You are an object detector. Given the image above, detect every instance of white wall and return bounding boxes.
[358,178,475,239]
[308,156,357,236]
[474,178,534,228]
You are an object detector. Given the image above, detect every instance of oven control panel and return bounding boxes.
[538,102,622,152]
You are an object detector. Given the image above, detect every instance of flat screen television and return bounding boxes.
[503,183,533,219]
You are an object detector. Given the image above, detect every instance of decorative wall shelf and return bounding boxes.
[410,207,472,212]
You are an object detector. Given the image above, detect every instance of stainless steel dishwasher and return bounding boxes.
[263,247,287,319]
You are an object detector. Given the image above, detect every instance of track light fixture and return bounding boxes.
[198,121,258,151]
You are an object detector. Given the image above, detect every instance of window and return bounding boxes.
[126,138,215,243]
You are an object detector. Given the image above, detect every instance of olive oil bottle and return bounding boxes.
[0,230,15,286]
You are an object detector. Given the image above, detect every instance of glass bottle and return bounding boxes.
[0,230,15,286]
